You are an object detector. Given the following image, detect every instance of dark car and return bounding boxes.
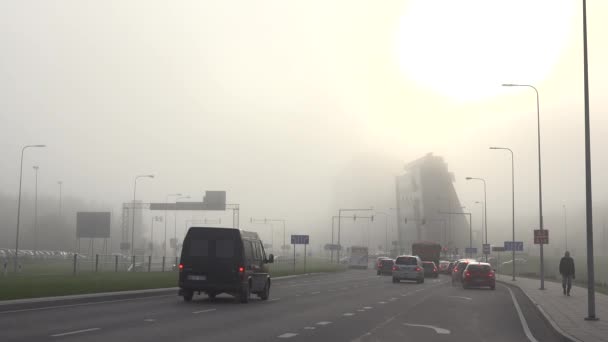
[375,257,390,272]
[451,259,475,286]
[377,258,394,276]
[462,262,495,290]
[447,261,456,274]
[178,227,274,303]
[422,261,438,278]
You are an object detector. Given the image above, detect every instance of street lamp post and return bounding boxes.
[173,196,190,256]
[475,201,484,249]
[466,177,487,261]
[14,144,46,272]
[33,166,39,252]
[502,82,545,290]
[490,146,515,281]
[563,204,568,251]
[164,193,182,257]
[131,175,154,259]
[582,0,597,321]
[251,218,274,253]
[374,212,390,255]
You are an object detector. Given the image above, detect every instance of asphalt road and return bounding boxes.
[0,270,564,342]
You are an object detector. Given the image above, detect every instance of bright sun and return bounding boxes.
[396,0,575,101]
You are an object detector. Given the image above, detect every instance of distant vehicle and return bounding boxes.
[447,261,456,274]
[178,227,274,303]
[412,241,442,266]
[451,259,476,286]
[377,258,394,276]
[422,261,438,278]
[348,246,369,269]
[438,260,450,274]
[392,255,424,284]
[462,262,495,290]
[375,257,390,271]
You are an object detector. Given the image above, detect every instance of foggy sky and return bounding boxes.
[1,1,607,253]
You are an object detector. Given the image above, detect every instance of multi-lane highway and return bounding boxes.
[0,270,563,342]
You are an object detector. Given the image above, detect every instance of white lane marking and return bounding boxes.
[192,308,217,314]
[51,328,101,337]
[268,298,281,302]
[401,293,409,297]
[295,294,301,297]
[340,287,348,290]
[343,313,355,316]
[357,309,365,312]
[389,297,397,301]
[0,294,174,314]
[311,291,321,295]
[316,321,332,326]
[304,327,316,330]
[378,301,387,304]
[363,306,373,310]
[143,318,156,322]
[278,333,298,338]
[403,323,451,335]
[448,296,472,301]
[329,289,336,292]
[415,289,424,292]
[504,285,539,342]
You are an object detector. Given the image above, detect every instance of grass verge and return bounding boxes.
[0,261,346,301]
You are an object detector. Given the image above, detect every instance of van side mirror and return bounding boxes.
[266,254,274,264]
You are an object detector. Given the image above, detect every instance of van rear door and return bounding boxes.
[181,228,242,285]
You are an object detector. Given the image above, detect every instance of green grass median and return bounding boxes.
[0,260,346,301]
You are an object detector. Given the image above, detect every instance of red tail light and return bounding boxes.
[178,263,184,271]
[415,267,421,272]
[238,266,245,273]
[465,271,471,278]
[488,272,495,278]
[392,265,398,271]
[433,268,437,272]
[453,268,458,273]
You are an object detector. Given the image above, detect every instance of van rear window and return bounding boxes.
[188,239,235,258]
[189,239,209,257]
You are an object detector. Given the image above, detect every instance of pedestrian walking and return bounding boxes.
[559,251,575,296]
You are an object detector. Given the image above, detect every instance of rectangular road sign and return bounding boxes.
[504,241,523,251]
[492,246,506,252]
[465,247,477,254]
[482,244,491,254]
[291,235,309,245]
[534,229,549,244]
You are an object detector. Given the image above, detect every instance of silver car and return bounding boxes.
[392,255,424,284]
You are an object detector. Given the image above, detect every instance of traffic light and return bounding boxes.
[371,215,374,222]
[353,214,357,221]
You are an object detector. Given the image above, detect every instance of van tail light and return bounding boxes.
[392,265,398,271]
[178,263,184,271]
[453,268,458,273]
[238,266,245,273]
[465,271,471,278]
[433,268,437,272]
[488,272,495,278]
[415,267,421,272]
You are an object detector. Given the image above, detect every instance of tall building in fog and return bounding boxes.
[395,153,472,255]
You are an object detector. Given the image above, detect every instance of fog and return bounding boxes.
[1,1,608,258]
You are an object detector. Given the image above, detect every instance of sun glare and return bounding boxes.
[396,0,575,101]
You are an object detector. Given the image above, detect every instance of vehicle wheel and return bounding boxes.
[377,271,381,276]
[239,283,251,303]
[208,293,217,300]
[183,291,194,302]
[392,277,398,283]
[490,286,496,290]
[259,281,270,300]
[462,283,468,289]
[420,278,425,284]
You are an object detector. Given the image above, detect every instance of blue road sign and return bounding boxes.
[504,241,523,251]
[291,235,310,245]
[465,247,477,254]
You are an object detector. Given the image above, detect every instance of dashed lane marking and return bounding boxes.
[304,327,316,330]
[278,333,298,338]
[343,313,355,316]
[51,328,101,337]
[363,306,373,310]
[311,291,321,295]
[192,308,217,314]
[268,298,281,302]
[378,301,387,304]
[143,318,156,322]
[316,321,332,326]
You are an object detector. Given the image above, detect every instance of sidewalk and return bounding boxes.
[497,274,608,342]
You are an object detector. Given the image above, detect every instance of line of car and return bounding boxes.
[376,256,495,290]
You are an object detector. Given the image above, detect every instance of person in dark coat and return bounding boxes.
[559,251,575,296]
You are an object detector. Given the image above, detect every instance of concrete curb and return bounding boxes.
[497,279,583,342]
[0,272,327,306]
